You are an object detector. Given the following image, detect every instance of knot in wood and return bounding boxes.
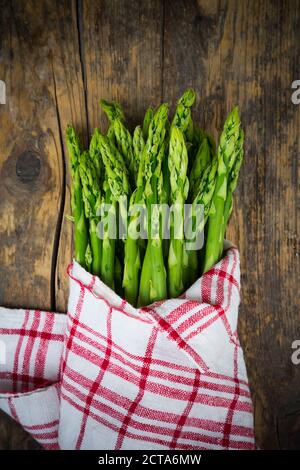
[16,151,41,183]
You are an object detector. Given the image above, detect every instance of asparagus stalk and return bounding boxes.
[171,89,196,141]
[101,177,116,289]
[192,125,206,148]
[97,125,125,289]
[100,99,137,185]
[114,119,137,184]
[122,190,142,306]
[122,128,146,306]
[183,145,218,286]
[187,125,205,171]
[98,134,131,291]
[202,107,241,273]
[138,104,169,306]
[66,126,89,268]
[161,152,171,261]
[139,145,166,306]
[114,255,123,297]
[167,126,189,298]
[78,151,102,276]
[107,123,116,145]
[100,99,125,122]
[142,107,154,140]
[133,125,145,168]
[223,128,244,228]
[189,136,212,200]
[89,128,102,180]
[88,129,104,275]
[97,135,131,201]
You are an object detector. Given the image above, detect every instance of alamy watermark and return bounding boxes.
[291,80,300,104]
[95,200,205,250]
[291,340,300,365]
[0,80,6,104]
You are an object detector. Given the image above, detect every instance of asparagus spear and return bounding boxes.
[89,128,104,272]
[171,89,196,141]
[202,107,241,273]
[139,145,166,306]
[161,152,171,262]
[97,134,131,201]
[189,136,213,200]
[142,106,154,140]
[122,190,142,305]
[89,128,102,180]
[100,99,137,184]
[167,126,189,298]
[114,119,137,184]
[78,151,102,276]
[114,255,123,297]
[187,125,205,171]
[98,134,131,291]
[100,176,116,289]
[192,125,206,148]
[138,104,169,306]
[133,125,145,168]
[223,128,244,227]
[66,126,89,268]
[183,146,218,287]
[100,99,125,122]
[107,123,116,146]
[122,128,147,305]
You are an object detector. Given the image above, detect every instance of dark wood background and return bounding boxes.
[0,0,299,450]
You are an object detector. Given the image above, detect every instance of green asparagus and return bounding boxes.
[100,176,116,289]
[100,99,137,185]
[171,89,196,142]
[67,91,244,307]
[167,127,189,297]
[142,107,154,140]
[202,107,241,273]
[138,104,169,306]
[79,151,102,276]
[66,126,89,268]
[183,144,218,287]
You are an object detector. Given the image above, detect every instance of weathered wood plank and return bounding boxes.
[0,0,87,448]
[80,0,164,132]
[0,410,41,450]
[163,0,300,449]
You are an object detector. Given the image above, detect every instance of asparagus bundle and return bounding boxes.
[66,90,244,307]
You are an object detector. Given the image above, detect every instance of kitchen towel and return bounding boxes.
[0,246,255,450]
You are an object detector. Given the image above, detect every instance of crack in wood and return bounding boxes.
[76,0,90,141]
[50,61,66,312]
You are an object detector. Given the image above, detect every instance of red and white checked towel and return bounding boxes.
[0,247,255,450]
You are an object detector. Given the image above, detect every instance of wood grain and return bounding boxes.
[0,410,41,450]
[0,0,299,450]
[80,0,164,132]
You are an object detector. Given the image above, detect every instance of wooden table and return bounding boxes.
[0,0,299,450]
